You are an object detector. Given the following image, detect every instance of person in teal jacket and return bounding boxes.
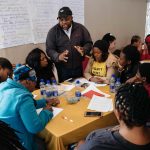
[0,65,59,150]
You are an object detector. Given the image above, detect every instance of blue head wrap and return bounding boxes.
[13,64,37,82]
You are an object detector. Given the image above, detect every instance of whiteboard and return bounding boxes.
[0,0,84,48]
[0,0,33,49]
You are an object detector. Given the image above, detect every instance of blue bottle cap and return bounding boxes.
[46,80,50,84]
[40,79,44,82]
[52,79,56,83]
[75,91,81,97]
[76,80,80,84]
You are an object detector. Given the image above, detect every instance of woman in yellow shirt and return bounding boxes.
[84,40,117,84]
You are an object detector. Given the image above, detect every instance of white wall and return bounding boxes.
[0,43,45,64]
[0,0,147,64]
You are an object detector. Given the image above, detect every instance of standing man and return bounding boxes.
[46,6,93,82]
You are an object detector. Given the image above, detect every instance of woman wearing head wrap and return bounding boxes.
[0,65,59,150]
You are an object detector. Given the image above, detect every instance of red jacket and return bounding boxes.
[145,84,150,97]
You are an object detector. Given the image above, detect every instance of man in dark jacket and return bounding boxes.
[46,7,92,82]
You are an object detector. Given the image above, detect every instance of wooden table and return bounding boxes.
[33,85,118,150]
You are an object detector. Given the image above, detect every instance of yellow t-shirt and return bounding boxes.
[91,61,107,77]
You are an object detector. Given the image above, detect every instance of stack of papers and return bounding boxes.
[87,95,113,112]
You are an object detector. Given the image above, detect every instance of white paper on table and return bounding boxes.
[36,107,63,119]
[81,85,110,97]
[88,81,107,87]
[59,84,75,92]
[74,78,89,83]
[87,95,113,112]
[74,77,107,87]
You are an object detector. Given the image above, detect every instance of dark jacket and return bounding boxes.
[46,22,92,69]
[35,60,55,88]
[78,128,150,150]
[120,63,139,83]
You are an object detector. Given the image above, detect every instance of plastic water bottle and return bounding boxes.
[40,79,46,97]
[45,80,52,98]
[75,80,81,98]
[109,75,116,93]
[52,79,58,98]
[115,78,121,92]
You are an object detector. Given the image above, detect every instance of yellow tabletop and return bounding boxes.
[33,85,118,150]
[140,60,150,63]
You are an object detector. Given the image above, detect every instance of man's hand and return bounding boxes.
[58,50,69,62]
[74,46,84,56]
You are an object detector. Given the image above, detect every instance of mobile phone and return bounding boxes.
[84,111,101,117]
[81,83,89,88]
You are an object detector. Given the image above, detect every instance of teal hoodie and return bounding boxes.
[0,78,53,150]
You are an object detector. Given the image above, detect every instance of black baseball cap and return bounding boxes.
[58,7,72,19]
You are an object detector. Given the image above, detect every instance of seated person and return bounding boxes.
[102,33,120,58]
[113,49,121,57]
[127,63,150,96]
[0,65,59,150]
[130,35,142,51]
[141,34,150,60]
[0,120,25,150]
[77,83,150,150]
[26,48,57,88]
[84,40,117,84]
[0,57,13,83]
[126,64,150,127]
[118,45,140,83]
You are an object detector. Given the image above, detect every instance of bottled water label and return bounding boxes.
[110,84,115,93]
[46,90,52,97]
[40,79,46,96]
[40,89,46,95]
[115,78,121,92]
[53,91,58,97]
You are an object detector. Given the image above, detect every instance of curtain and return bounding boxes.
[145,0,150,36]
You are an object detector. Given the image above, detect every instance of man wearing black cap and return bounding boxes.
[46,6,93,82]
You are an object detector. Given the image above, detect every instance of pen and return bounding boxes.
[65,78,73,82]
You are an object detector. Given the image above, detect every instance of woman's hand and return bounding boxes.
[46,98,60,106]
[43,105,53,112]
[89,76,104,83]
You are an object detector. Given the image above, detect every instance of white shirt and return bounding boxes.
[63,25,72,39]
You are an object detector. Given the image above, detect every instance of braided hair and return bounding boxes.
[0,120,25,150]
[115,83,150,128]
